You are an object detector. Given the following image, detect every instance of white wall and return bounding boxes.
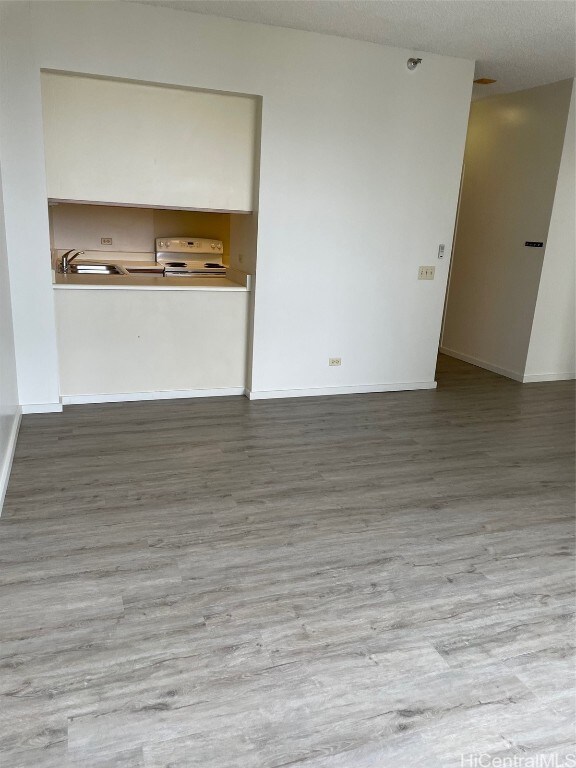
[230,213,258,276]
[0,1,474,406]
[42,72,258,212]
[0,159,20,509]
[442,80,574,381]
[0,2,61,410]
[524,81,575,382]
[230,211,259,390]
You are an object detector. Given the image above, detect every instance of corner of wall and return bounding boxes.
[0,408,21,514]
[0,150,21,514]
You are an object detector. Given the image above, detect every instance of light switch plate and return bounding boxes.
[418,266,435,280]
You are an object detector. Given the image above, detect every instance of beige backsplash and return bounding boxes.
[49,203,231,262]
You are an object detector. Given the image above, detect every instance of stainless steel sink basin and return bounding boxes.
[69,264,125,275]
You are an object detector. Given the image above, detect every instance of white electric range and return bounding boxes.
[155,237,226,276]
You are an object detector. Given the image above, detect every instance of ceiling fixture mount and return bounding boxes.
[474,78,497,85]
[407,57,422,71]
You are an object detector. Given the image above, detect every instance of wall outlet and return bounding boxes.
[329,358,342,366]
[101,237,113,245]
[418,266,435,280]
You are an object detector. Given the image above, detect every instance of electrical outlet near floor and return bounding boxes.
[329,358,342,367]
[418,266,435,280]
[101,237,113,246]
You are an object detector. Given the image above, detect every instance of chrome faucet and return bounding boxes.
[60,250,84,273]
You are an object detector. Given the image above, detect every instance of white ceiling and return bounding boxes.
[135,0,576,98]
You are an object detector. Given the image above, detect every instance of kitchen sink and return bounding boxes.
[69,264,125,275]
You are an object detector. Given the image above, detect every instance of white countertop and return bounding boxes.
[52,258,251,291]
[54,273,249,291]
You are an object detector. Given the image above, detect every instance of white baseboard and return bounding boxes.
[439,347,524,382]
[61,387,246,405]
[247,381,437,400]
[522,371,576,383]
[21,403,63,414]
[0,408,21,514]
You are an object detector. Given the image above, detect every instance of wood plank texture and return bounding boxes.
[0,354,574,767]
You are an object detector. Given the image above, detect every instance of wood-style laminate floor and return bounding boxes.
[1,354,574,768]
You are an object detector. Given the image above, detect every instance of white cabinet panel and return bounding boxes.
[55,288,249,396]
[41,73,257,211]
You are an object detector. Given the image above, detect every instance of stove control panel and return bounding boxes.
[156,237,223,255]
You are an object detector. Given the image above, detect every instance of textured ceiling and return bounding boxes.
[134,0,576,98]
